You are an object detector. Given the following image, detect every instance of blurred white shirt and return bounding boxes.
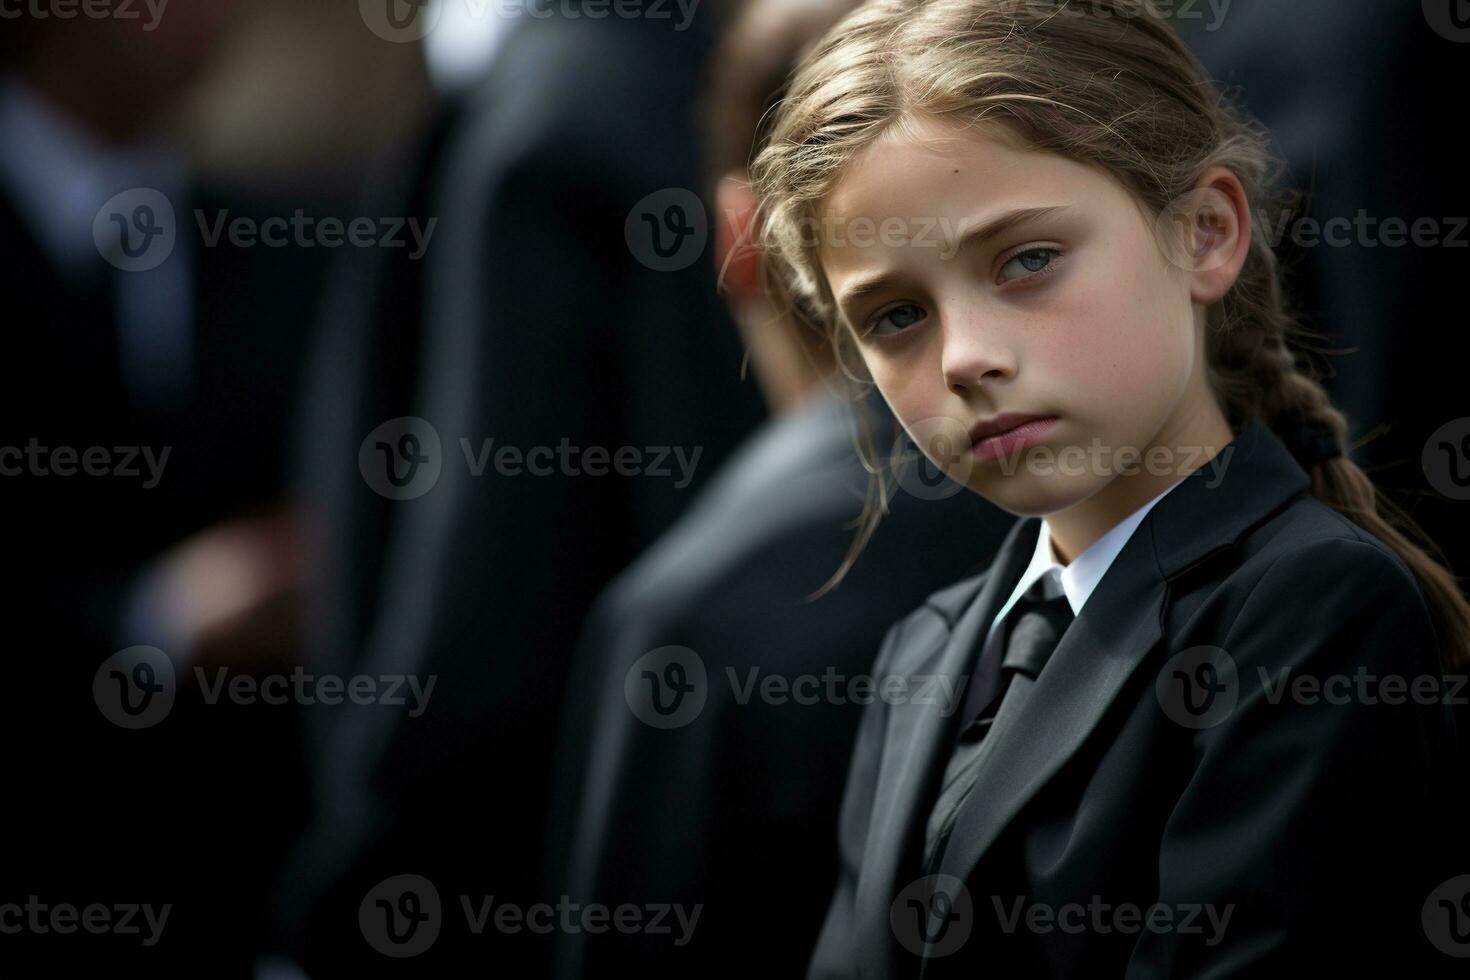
[424,0,522,92]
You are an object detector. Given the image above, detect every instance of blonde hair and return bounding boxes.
[751,0,1470,669]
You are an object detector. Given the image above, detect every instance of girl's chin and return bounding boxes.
[966,472,1098,518]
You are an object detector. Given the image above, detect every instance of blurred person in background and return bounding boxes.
[0,2,405,973]
[263,1,765,975]
[543,0,1014,975]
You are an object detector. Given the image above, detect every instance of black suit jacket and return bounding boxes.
[547,390,1012,978]
[0,175,327,975]
[0,184,323,656]
[809,420,1464,978]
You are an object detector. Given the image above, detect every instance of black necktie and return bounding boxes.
[922,580,1075,873]
[957,583,1075,739]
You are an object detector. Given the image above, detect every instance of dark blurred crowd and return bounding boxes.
[0,1,1464,976]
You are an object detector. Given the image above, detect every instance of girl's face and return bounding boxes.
[818,114,1234,519]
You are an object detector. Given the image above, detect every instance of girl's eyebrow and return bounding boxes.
[951,203,1072,256]
[833,204,1072,311]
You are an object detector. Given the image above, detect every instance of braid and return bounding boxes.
[1212,233,1470,670]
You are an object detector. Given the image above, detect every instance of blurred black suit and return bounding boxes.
[1,182,321,658]
[1,173,326,973]
[275,8,764,975]
[547,389,1011,978]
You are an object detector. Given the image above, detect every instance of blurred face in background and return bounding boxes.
[11,0,242,139]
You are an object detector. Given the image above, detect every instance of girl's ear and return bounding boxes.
[1153,166,1253,304]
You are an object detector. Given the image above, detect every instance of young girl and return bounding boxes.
[750,1,1470,976]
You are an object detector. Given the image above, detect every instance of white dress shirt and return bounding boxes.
[423,0,521,92]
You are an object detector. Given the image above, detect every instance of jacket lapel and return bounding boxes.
[854,513,1041,972]
[914,420,1311,974]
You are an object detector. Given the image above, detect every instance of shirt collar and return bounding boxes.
[989,476,1186,637]
[0,77,186,281]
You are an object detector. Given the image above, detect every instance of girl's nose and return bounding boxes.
[941,319,1015,396]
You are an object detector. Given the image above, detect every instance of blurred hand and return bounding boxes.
[135,507,311,676]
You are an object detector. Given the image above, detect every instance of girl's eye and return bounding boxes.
[870,303,927,337]
[999,247,1059,283]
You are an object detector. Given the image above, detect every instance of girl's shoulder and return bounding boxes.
[1186,494,1442,679]
[1220,493,1422,603]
